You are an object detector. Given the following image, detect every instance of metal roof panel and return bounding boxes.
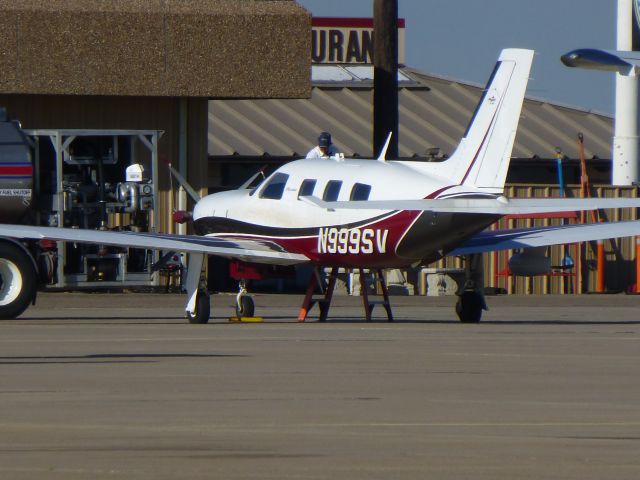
[209,66,613,160]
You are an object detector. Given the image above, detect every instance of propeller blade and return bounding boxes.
[168,164,201,203]
[239,165,268,190]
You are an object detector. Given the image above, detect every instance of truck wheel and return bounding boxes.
[0,242,37,319]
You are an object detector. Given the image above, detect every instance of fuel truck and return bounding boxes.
[0,108,162,319]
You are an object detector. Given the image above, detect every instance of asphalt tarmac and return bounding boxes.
[1,292,639,479]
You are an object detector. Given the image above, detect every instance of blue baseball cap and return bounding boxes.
[318,132,332,147]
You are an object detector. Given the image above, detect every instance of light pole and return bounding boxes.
[613,0,640,185]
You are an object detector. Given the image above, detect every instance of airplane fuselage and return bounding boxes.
[193,157,500,268]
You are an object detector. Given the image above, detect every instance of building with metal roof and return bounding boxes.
[208,65,614,190]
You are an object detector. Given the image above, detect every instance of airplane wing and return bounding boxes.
[301,196,640,214]
[449,221,640,255]
[0,224,309,265]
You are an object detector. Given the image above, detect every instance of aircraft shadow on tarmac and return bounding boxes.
[18,316,197,323]
[0,353,249,365]
[14,313,640,325]
[255,315,640,325]
[474,319,640,325]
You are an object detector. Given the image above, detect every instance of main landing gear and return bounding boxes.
[187,289,211,324]
[455,254,487,323]
[184,253,210,324]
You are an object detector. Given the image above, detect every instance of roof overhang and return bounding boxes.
[0,0,311,98]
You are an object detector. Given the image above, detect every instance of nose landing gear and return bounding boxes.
[235,279,255,318]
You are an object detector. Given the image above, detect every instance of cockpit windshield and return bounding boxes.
[259,172,289,200]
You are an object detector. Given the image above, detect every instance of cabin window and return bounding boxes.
[259,172,289,200]
[323,180,342,201]
[350,183,371,201]
[298,179,316,199]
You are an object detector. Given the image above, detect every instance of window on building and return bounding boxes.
[259,172,289,200]
[350,183,371,201]
[298,179,317,199]
[323,180,342,201]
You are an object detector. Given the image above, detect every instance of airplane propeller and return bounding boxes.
[167,163,200,224]
[238,165,268,190]
[168,163,201,203]
[377,132,392,162]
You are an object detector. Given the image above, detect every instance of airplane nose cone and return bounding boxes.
[192,195,212,221]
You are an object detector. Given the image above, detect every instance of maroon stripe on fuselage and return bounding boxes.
[425,185,455,199]
[214,210,421,268]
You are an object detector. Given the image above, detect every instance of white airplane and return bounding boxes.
[4,48,640,323]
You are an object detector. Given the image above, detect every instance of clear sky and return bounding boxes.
[297,0,618,115]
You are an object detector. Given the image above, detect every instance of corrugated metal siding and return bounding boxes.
[0,95,209,235]
[209,68,613,161]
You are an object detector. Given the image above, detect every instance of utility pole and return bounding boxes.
[613,0,640,185]
[373,0,399,158]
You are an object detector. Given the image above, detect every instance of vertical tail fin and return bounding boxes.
[445,49,534,194]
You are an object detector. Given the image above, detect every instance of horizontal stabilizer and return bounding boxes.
[301,195,640,215]
[450,220,640,255]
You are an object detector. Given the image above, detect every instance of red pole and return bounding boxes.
[596,240,605,293]
[636,237,640,292]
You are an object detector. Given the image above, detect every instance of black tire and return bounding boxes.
[456,291,483,323]
[236,295,255,318]
[187,289,210,324]
[0,242,37,319]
